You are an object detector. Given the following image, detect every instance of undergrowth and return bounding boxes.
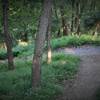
[0,34,100,59]
[0,53,79,100]
[51,35,100,49]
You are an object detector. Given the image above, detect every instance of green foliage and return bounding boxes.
[0,49,7,60]
[84,12,100,29]
[13,43,34,57]
[0,43,34,60]
[51,35,100,49]
[96,88,100,100]
[0,34,99,59]
[0,53,79,100]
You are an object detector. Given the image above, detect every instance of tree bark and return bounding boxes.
[47,10,52,64]
[60,5,68,36]
[54,1,61,37]
[2,0,14,70]
[71,0,75,32]
[32,0,53,88]
[75,1,81,35]
[92,22,100,36]
[71,13,74,32]
[57,28,61,37]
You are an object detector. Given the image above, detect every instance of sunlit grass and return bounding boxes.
[18,40,28,46]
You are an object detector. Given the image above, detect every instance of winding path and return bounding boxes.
[57,46,100,100]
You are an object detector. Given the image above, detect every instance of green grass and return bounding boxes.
[51,35,100,49]
[0,53,79,100]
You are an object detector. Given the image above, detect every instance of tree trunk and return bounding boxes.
[32,0,53,88]
[76,16,81,35]
[90,0,96,12]
[92,22,100,36]
[57,28,61,37]
[71,0,75,32]
[71,13,74,32]
[53,1,61,37]
[60,5,68,36]
[2,0,14,70]
[75,1,81,35]
[47,10,52,64]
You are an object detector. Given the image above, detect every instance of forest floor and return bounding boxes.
[57,45,100,100]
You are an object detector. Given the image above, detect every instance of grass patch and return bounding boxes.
[51,35,100,49]
[0,53,79,100]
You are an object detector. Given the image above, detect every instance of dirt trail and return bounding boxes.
[57,46,100,100]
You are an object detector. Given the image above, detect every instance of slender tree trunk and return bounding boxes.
[92,22,100,36]
[57,28,61,37]
[2,0,14,69]
[60,5,68,36]
[76,18,81,35]
[47,28,52,64]
[54,0,58,20]
[71,13,74,32]
[75,1,81,35]
[71,0,75,32]
[90,0,96,12]
[32,0,53,88]
[47,11,52,64]
[54,1,61,37]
